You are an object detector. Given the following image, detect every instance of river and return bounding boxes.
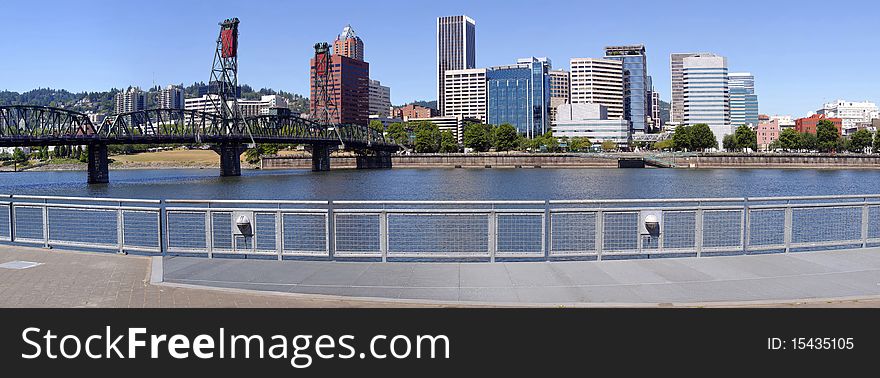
[0,168,877,200]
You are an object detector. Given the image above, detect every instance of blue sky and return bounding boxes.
[0,0,877,116]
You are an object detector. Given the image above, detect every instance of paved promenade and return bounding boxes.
[2,244,880,307]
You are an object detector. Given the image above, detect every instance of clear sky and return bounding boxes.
[1,0,877,117]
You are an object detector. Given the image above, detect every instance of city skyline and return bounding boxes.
[0,0,877,117]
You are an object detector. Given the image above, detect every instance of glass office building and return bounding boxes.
[486,57,551,138]
[729,72,758,127]
[605,45,649,133]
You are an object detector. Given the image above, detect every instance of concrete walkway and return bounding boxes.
[163,248,880,306]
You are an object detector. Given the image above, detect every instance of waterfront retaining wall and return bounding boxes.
[261,154,618,169]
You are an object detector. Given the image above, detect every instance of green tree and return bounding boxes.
[874,132,880,154]
[414,123,441,153]
[653,139,674,151]
[12,147,27,162]
[369,119,384,133]
[816,120,839,153]
[542,132,560,152]
[671,125,692,151]
[733,125,757,151]
[386,123,411,148]
[601,140,616,151]
[799,132,818,151]
[462,123,492,152]
[777,128,801,151]
[722,134,737,152]
[439,131,458,153]
[689,124,718,151]
[492,123,519,151]
[849,129,873,153]
[568,137,592,152]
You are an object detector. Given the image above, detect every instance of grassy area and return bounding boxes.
[111,149,221,165]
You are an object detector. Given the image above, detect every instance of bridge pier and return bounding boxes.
[87,143,109,184]
[356,151,393,169]
[311,144,331,172]
[213,143,246,177]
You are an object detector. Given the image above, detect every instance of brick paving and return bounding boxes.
[1,244,879,308]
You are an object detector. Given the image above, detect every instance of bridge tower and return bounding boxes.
[309,42,336,171]
[209,18,247,177]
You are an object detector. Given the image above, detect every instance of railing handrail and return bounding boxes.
[10,195,161,204]
[164,199,329,205]
[331,200,546,205]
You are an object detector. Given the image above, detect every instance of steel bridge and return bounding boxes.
[0,106,398,183]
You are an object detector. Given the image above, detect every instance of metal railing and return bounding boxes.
[1,194,879,261]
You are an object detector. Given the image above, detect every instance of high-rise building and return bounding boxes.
[604,45,650,133]
[670,52,711,124]
[333,25,364,61]
[549,69,570,122]
[115,87,146,114]
[729,72,759,127]
[651,90,661,130]
[156,85,184,109]
[682,53,731,148]
[185,94,287,117]
[443,68,487,122]
[486,57,551,138]
[569,58,624,120]
[309,53,370,126]
[816,100,879,132]
[437,15,476,115]
[757,119,779,151]
[368,79,391,117]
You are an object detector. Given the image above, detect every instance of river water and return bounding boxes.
[0,168,877,200]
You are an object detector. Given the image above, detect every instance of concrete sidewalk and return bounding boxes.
[162,248,880,306]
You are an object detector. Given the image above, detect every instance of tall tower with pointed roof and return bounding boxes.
[333,24,364,61]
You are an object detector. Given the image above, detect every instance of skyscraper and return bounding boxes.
[443,68,487,122]
[569,58,624,120]
[682,53,730,148]
[437,15,476,115]
[333,25,364,61]
[604,45,649,133]
[368,79,391,117]
[156,85,184,109]
[670,52,711,124]
[486,57,551,138]
[115,87,145,114]
[548,69,570,122]
[728,72,758,127]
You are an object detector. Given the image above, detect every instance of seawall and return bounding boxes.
[261,153,618,169]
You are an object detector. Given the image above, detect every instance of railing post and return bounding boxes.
[596,210,604,261]
[695,205,703,257]
[327,201,335,260]
[742,197,750,254]
[861,198,869,248]
[158,204,165,256]
[783,204,793,253]
[379,209,388,263]
[42,199,49,249]
[488,209,496,263]
[117,206,124,254]
[8,201,14,243]
[544,200,551,261]
[275,209,283,261]
[205,208,213,258]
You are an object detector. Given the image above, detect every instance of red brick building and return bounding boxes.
[310,53,370,126]
[795,114,842,136]
[392,104,438,119]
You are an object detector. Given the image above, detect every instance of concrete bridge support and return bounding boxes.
[311,144,331,172]
[214,143,246,177]
[87,143,109,184]
[356,151,393,169]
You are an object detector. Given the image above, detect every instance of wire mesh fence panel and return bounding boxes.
[211,212,232,252]
[235,235,253,251]
[388,213,489,257]
[254,212,277,253]
[869,206,880,240]
[166,211,207,252]
[603,212,638,253]
[282,213,327,255]
[748,209,785,248]
[792,206,861,245]
[48,207,117,247]
[122,210,160,251]
[662,211,696,251]
[0,204,9,241]
[702,210,742,250]
[335,213,381,256]
[550,212,597,256]
[496,213,543,256]
[13,205,44,242]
